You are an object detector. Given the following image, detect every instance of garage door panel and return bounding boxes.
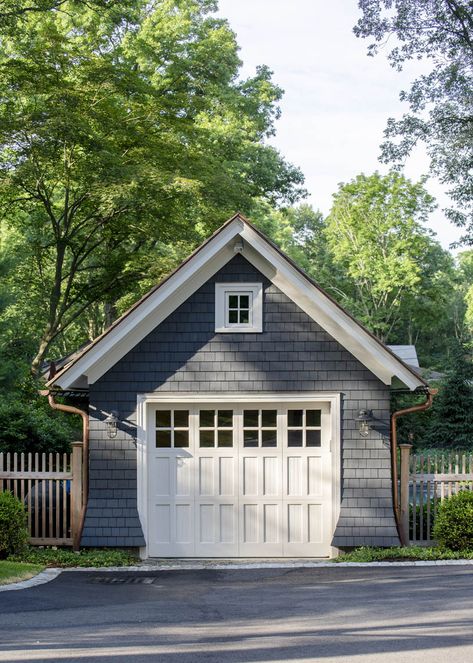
[176,458,192,497]
[263,456,279,496]
[198,455,237,497]
[242,503,258,543]
[283,501,329,555]
[308,504,323,543]
[155,458,171,497]
[307,456,323,496]
[287,456,303,496]
[154,504,171,543]
[195,502,238,556]
[198,457,214,496]
[287,503,304,543]
[176,503,193,543]
[239,501,283,555]
[263,503,280,543]
[199,504,215,543]
[149,500,195,556]
[242,456,258,495]
[220,504,236,543]
[219,456,235,496]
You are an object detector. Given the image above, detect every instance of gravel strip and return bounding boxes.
[64,559,473,572]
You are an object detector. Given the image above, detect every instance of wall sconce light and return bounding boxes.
[357,409,373,437]
[104,411,119,439]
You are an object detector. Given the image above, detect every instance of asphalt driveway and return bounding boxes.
[1,565,473,662]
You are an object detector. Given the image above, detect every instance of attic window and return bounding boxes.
[215,282,263,333]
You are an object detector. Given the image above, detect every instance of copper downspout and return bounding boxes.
[39,383,89,551]
[390,388,437,546]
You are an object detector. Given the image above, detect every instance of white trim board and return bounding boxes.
[49,214,426,391]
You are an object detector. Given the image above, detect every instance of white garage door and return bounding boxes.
[147,402,333,557]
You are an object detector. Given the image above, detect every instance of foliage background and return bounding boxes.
[0,0,472,452]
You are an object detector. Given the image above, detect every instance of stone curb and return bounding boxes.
[0,568,62,592]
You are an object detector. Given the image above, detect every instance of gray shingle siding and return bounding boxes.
[83,254,399,550]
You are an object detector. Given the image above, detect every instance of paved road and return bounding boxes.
[1,566,473,662]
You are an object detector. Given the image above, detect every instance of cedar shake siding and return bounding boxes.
[82,254,399,549]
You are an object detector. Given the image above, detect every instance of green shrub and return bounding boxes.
[0,396,80,454]
[0,492,29,558]
[433,490,473,551]
[336,546,473,562]
[9,546,138,567]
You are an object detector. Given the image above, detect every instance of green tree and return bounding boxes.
[0,0,304,374]
[355,0,473,239]
[249,201,332,279]
[458,251,473,340]
[429,343,473,447]
[324,172,442,341]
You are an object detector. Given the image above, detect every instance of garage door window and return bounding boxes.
[199,409,234,448]
[287,409,321,447]
[155,409,189,448]
[243,409,278,447]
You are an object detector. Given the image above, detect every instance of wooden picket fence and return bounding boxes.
[0,442,83,546]
[399,445,473,546]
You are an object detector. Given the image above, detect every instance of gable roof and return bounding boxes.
[48,213,427,391]
[388,345,420,369]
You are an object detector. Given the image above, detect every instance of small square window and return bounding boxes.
[174,410,189,427]
[288,430,303,447]
[156,430,171,448]
[288,410,303,427]
[200,430,215,448]
[215,283,263,333]
[156,410,171,428]
[244,410,259,427]
[174,430,189,448]
[218,410,233,427]
[244,430,259,447]
[199,410,214,427]
[218,430,233,447]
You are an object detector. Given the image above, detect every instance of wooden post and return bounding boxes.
[71,442,83,550]
[399,443,412,547]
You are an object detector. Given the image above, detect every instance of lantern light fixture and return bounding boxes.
[104,411,119,439]
[357,409,373,438]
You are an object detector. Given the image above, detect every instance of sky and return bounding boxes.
[217,0,463,253]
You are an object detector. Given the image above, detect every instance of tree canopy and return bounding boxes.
[324,172,447,342]
[0,0,304,373]
[355,0,473,242]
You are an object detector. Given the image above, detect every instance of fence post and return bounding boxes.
[399,443,412,546]
[71,442,83,547]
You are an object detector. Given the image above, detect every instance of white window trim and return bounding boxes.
[136,391,341,559]
[215,282,263,333]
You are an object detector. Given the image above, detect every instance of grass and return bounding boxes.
[336,546,473,563]
[8,546,138,568]
[0,560,45,585]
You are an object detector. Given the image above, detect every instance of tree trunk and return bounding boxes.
[104,300,118,329]
[30,334,54,377]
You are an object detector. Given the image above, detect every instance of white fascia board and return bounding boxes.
[240,226,424,391]
[55,219,244,389]
[138,391,342,403]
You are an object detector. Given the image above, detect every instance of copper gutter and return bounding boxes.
[390,388,437,546]
[40,371,89,551]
